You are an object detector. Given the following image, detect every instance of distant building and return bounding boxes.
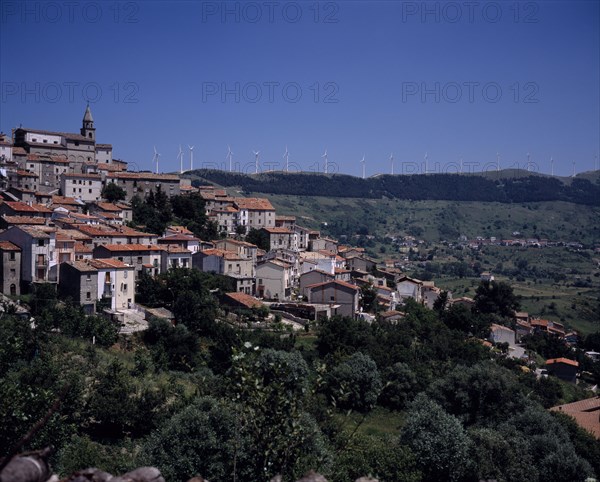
[0,241,21,296]
[546,357,579,383]
[106,172,181,200]
[306,280,359,318]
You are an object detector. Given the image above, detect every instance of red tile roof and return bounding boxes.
[306,280,359,292]
[233,197,275,211]
[546,357,579,367]
[0,241,21,251]
[224,291,263,309]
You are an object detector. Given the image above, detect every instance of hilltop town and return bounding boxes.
[1,107,600,481]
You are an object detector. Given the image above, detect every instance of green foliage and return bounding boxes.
[331,435,421,482]
[141,396,254,482]
[143,317,201,372]
[194,170,600,205]
[245,228,270,251]
[56,435,137,476]
[360,284,378,313]
[101,183,127,202]
[325,352,382,413]
[380,362,418,411]
[228,345,329,479]
[400,394,471,482]
[428,361,528,426]
[474,280,520,318]
[0,313,37,376]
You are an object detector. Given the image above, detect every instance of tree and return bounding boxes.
[380,362,418,410]
[474,280,520,318]
[400,394,471,482]
[360,284,378,313]
[140,396,255,482]
[325,352,382,413]
[101,183,127,202]
[245,228,270,251]
[428,361,528,426]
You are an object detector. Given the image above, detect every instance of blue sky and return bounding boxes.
[1,0,599,177]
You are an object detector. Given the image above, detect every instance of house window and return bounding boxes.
[9,252,15,260]
[86,274,91,281]
[86,292,91,300]
[10,269,15,275]
[330,296,335,301]
[137,256,142,264]
[123,284,128,291]
[38,239,44,247]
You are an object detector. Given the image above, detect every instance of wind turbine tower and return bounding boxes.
[322,149,328,174]
[253,150,260,174]
[153,146,160,174]
[188,145,194,171]
[572,160,576,177]
[390,153,394,175]
[551,157,554,176]
[424,152,428,174]
[227,146,233,172]
[496,152,500,172]
[527,152,531,172]
[178,145,184,174]
[283,146,289,172]
[360,155,366,179]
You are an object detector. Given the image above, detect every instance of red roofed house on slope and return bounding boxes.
[546,357,579,383]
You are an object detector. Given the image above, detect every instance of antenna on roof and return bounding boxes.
[188,145,194,171]
[227,145,233,172]
[253,150,260,174]
[321,149,328,174]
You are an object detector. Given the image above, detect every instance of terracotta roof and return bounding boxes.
[62,173,102,180]
[224,291,263,309]
[74,242,93,253]
[2,201,52,214]
[86,258,131,269]
[306,280,359,292]
[263,227,294,234]
[233,197,275,211]
[546,357,579,367]
[51,196,81,205]
[162,244,192,254]
[65,260,98,272]
[158,234,199,242]
[550,397,600,438]
[168,225,193,235]
[94,202,122,212]
[380,310,404,318]
[0,241,21,251]
[1,215,47,225]
[94,163,123,172]
[200,248,242,260]
[15,170,38,177]
[97,243,164,252]
[12,147,27,156]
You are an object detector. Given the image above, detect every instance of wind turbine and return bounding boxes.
[551,157,554,176]
[178,145,184,174]
[460,157,463,174]
[283,146,289,172]
[496,152,500,172]
[360,155,366,179]
[424,152,428,174]
[390,153,394,175]
[253,150,260,174]
[188,145,194,171]
[227,145,233,172]
[322,149,328,174]
[153,146,160,174]
[526,152,531,172]
[572,160,576,177]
